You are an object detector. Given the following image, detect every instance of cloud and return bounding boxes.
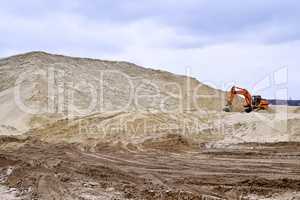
[0,9,204,56]
[70,0,300,46]
[2,0,300,49]
[0,0,299,98]
[114,40,300,98]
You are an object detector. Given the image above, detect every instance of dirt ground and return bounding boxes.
[0,135,300,200]
[1,52,300,199]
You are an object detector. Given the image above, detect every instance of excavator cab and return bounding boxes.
[252,95,262,108]
[252,95,269,110]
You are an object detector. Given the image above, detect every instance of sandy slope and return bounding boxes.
[0,52,299,199]
[0,51,224,134]
[25,105,300,149]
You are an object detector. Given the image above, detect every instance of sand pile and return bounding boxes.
[22,105,300,152]
[1,52,300,199]
[2,51,295,148]
[0,51,225,134]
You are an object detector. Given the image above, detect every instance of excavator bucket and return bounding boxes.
[223,106,232,112]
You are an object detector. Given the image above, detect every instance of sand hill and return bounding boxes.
[0,51,224,135]
[0,52,299,146]
[0,52,300,199]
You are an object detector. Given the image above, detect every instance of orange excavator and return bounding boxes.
[223,86,269,113]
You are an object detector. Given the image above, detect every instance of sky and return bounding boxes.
[0,0,299,99]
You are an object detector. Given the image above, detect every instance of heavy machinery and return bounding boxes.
[223,86,269,113]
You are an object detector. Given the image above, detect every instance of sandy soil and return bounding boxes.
[1,52,300,200]
[0,135,300,200]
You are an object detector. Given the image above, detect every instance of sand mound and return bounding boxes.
[0,51,225,134]
[293,107,300,113]
[141,134,195,152]
[1,52,300,200]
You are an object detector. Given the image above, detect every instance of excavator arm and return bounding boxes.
[227,86,252,108]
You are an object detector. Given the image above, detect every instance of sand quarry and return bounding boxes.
[0,52,300,200]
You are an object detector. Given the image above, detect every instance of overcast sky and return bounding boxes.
[0,0,299,99]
